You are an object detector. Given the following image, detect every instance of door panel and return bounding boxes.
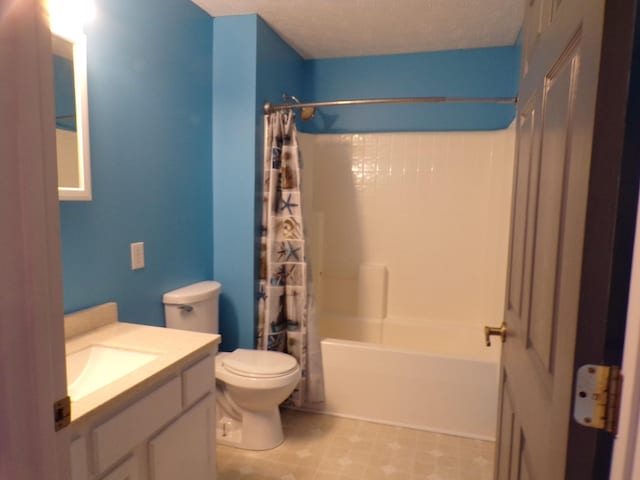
[518,443,533,480]
[516,433,527,480]
[528,36,580,376]
[496,374,536,480]
[505,93,540,342]
[495,0,606,478]
[522,0,543,76]
[507,102,536,319]
[495,374,515,480]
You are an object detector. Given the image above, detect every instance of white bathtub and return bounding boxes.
[312,315,501,440]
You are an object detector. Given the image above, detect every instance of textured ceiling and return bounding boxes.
[193,0,524,59]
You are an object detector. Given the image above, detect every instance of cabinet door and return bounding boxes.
[149,394,214,480]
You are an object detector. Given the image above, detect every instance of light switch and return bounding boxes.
[131,242,144,270]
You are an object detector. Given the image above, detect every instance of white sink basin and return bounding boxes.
[67,345,158,401]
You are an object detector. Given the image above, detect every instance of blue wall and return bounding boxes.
[300,47,520,133]
[59,0,213,326]
[212,15,258,350]
[212,15,303,351]
[256,15,304,170]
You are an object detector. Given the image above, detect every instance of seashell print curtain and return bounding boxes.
[258,111,324,406]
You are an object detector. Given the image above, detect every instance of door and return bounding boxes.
[0,0,70,479]
[495,0,637,478]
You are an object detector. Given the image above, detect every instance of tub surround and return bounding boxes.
[300,127,512,440]
[300,128,515,329]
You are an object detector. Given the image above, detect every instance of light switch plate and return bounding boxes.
[131,242,144,270]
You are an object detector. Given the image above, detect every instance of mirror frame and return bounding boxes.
[53,33,92,201]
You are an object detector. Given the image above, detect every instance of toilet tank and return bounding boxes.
[162,281,221,334]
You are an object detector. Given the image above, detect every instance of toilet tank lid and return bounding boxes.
[162,281,221,305]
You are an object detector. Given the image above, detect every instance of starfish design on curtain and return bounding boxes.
[271,264,290,286]
[279,193,299,214]
[257,286,267,301]
[277,242,301,262]
[272,146,281,168]
[260,110,324,406]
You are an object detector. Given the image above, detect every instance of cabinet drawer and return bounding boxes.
[93,377,181,473]
[182,355,214,407]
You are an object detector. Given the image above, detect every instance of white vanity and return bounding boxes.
[64,303,220,480]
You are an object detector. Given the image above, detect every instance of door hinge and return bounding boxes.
[573,365,621,434]
[53,396,71,431]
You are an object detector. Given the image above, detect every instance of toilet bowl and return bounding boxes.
[162,281,301,451]
[215,349,301,450]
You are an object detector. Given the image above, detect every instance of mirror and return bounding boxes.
[52,33,92,201]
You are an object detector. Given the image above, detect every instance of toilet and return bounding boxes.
[163,281,301,451]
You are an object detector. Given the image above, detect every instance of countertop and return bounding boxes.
[64,304,220,423]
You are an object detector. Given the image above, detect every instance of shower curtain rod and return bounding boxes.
[263,95,518,114]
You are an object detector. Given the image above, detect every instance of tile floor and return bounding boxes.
[216,409,494,480]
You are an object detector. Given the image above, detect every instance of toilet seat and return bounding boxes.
[216,349,301,390]
[221,349,298,378]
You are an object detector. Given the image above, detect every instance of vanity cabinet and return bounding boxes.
[149,394,213,480]
[69,353,216,480]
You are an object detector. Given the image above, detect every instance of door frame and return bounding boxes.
[604,1,640,477]
[610,190,640,478]
[561,0,640,477]
[0,0,70,478]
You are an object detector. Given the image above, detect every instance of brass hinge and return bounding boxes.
[53,396,71,431]
[573,365,622,434]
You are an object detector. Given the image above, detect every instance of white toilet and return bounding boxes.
[163,281,301,451]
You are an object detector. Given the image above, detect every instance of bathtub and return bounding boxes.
[311,314,501,440]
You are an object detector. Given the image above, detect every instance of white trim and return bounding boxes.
[0,0,70,478]
[610,187,640,479]
[57,33,93,201]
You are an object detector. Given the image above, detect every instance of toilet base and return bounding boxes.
[216,406,284,450]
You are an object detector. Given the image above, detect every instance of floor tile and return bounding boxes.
[216,409,495,480]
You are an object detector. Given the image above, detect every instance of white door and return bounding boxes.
[0,0,70,478]
[494,0,612,478]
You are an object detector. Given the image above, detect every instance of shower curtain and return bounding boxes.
[258,110,324,406]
